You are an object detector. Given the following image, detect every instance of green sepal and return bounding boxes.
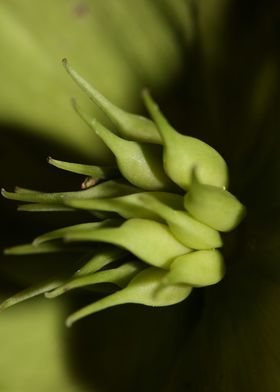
[75,246,128,276]
[33,220,121,246]
[18,203,74,212]
[4,242,88,255]
[184,170,246,232]
[66,267,192,326]
[66,218,191,268]
[138,193,222,249]
[48,156,118,180]
[73,103,175,191]
[166,249,225,287]
[142,90,229,190]
[65,191,184,221]
[2,179,141,205]
[14,186,43,194]
[0,277,63,310]
[46,260,145,298]
[63,59,161,143]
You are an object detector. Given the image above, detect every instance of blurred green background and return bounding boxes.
[0,1,280,391]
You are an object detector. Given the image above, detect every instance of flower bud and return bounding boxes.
[167,249,225,287]
[184,170,246,231]
[142,90,228,189]
[66,267,192,326]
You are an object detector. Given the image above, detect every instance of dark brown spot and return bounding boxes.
[73,3,90,18]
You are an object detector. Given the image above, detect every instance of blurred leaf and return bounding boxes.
[0,0,190,160]
[0,298,90,392]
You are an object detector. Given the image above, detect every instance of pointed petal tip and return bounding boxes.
[45,290,60,299]
[142,89,152,105]
[65,317,73,328]
[141,87,150,98]
[0,300,9,311]
[70,97,94,128]
[1,188,15,198]
[0,296,21,310]
[142,89,158,109]
[1,188,7,197]
[32,238,40,247]
[63,235,74,243]
[3,247,11,255]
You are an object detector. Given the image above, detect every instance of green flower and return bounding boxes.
[1,3,279,391]
[1,61,245,327]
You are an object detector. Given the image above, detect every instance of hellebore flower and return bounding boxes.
[1,50,279,392]
[1,60,245,331]
[1,3,279,392]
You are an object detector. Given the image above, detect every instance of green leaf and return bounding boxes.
[0,299,90,391]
